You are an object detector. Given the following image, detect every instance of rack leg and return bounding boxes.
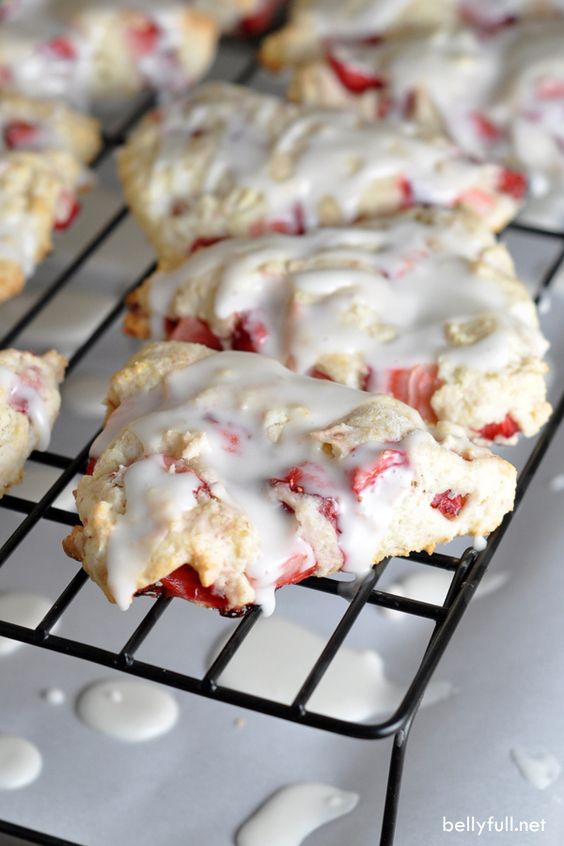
[379,721,413,846]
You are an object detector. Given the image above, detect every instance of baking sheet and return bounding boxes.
[0,40,564,846]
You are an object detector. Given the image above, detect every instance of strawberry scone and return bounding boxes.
[117,82,525,264]
[289,21,564,204]
[0,1,218,105]
[0,348,66,497]
[0,150,84,300]
[124,211,551,444]
[260,0,564,70]
[0,93,100,163]
[63,342,516,615]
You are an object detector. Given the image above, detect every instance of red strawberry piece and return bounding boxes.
[3,120,39,149]
[471,111,503,142]
[350,449,408,497]
[9,392,28,415]
[497,168,527,200]
[456,187,496,215]
[386,364,440,423]
[397,176,413,210]
[85,457,97,475]
[431,489,467,519]
[54,194,81,231]
[165,316,223,350]
[327,50,385,94]
[309,367,333,382]
[536,78,564,99]
[127,18,160,58]
[40,37,77,60]
[478,414,520,441]
[272,463,341,533]
[188,236,226,253]
[203,414,245,455]
[231,312,268,353]
[252,204,306,237]
[239,0,281,35]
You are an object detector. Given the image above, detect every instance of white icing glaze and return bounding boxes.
[0,592,52,655]
[0,363,52,449]
[236,783,359,846]
[0,735,42,789]
[153,85,514,232]
[323,21,564,192]
[215,616,449,720]
[472,534,487,551]
[147,219,547,380]
[92,351,428,613]
[76,679,179,742]
[510,747,562,790]
[41,687,65,705]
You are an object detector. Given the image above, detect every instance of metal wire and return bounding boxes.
[0,40,563,846]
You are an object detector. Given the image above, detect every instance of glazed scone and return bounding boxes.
[64,342,517,615]
[0,93,100,163]
[260,0,564,70]
[0,150,83,301]
[0,1,218,105]
[124,211,551,444]
[289,21,564,203]
[0,348,66,497]
[117,82,525,263]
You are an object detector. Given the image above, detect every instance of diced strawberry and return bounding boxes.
[203,414,245,455]
[239,0,281,35]
[54,193,81,231]
[536,78,564,99]
[309,367,333,382]
[3,120,39,150]
[9,392,28,415]
[160,455,212,495]
[231,312,268,353]
[386,364,440,423]
[497,168,527,200]
[251,204,305,237]
[478,414,520,441]
[360,366,373,391]
[397,176,413,211]
[471,111,503,142]
[431,489,468,519]
[456,187,496,216]
[165,316,223,350]
[350,449,408,497]
[127,18,160,57]
[40,37,77,60]
[271,463,341,533]
[86,457,97,475]
[188,236,226,254]
[327,51,385,94]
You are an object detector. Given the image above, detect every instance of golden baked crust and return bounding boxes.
[65,341,517,613]
[123,210,551,443]
[0,348,66,497]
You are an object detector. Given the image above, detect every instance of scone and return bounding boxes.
[0,348,66,497]
[117,82,526,264]
[0,1,218,105]
[0,150,84,301]
[64,342,517,615]
[260,0,564,70]
[124,210,551,444]
[289,21,564,202]
[0,93,101,163]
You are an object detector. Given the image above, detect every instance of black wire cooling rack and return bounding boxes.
[0,39,564,846]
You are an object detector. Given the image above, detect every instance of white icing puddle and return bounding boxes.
[511,747,561,790]
[0,291,116,352]
[0,593,52,655]
[549,473,564,493]
[0,735,42,789]
[236,783,359,846]
[215,617,449,721]
[11,463,78,512]
[63,374,109,419]
[76,679,179,742]
[380,568,508,621]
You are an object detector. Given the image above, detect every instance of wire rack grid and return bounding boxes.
[0,38,563,846]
